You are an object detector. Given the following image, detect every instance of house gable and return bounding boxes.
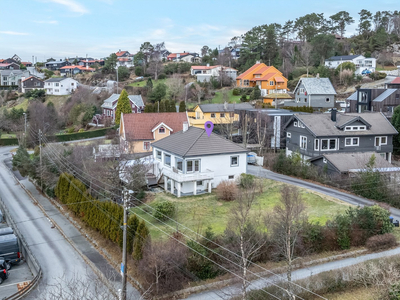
[336,117,371,130]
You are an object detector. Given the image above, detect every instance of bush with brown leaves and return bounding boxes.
[216,180,238,201]
[366,233,397,251]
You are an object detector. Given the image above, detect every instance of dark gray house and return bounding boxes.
[346,88,400,118]
[284,77,336,109]
[284,110,398,163]
[45,60,70,71]
[309,152,396,176]
[21,76,44,93]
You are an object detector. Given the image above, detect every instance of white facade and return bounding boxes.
[191,66,237,83]
[153,146,247,197]
[325,55,376,75]
[44,78,78,95]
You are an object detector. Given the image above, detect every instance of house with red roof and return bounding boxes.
[21,62,33,67]
[167,52,201,63]
[21,76,44,93]
[386,77,400,89]
[190,65,237,82]
[115,50,134,68]
[119,112,189,153]
[236,62,288,103]
[0,62,20,70]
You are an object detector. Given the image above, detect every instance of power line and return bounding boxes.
[38,133,325,299]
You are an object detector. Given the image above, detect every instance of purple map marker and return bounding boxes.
[204,121,214,137]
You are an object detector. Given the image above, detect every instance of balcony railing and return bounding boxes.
[161,165,214,182]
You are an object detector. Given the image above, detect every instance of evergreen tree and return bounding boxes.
[133,220,149,260]
[146,78,153,89]
[179,101,186,112]
[12,145,32,177]
[169,100,176,112]
[250,85,262,100]
[159,100,166,112]
[144,103,154,113]
[148,83,167,103]
[127,215,139,254]
[115,89,132,125]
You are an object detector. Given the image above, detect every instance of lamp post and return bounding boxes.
[23,112,27,147]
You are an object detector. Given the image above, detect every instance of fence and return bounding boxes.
[0,196,42,299]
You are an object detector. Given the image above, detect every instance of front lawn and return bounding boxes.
[131,180,352,241]
[186,89,244,109]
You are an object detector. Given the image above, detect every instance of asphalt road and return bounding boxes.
[0,146,140,299]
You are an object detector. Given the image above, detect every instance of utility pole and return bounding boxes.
[121,189,128,300]
[39,129,43,191]
[23,113,27,148]
[116,66,119,94]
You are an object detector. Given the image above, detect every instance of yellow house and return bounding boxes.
[188,102,253,128]
[120,112,189,153]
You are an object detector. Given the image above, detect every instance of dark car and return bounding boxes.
[0,258,9,284]
[0,234,21,266]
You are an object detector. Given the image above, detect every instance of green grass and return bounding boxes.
[128,78,168,87]
[186,89,243,109]
[0,133,16,139]
[8,98,29,111]
[131,180,352,241]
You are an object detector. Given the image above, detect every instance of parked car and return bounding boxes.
[0,258,9,284]
[0,234,21,267]
[0,227,13,236]
[362,69,372,75]
[247,152,257,164]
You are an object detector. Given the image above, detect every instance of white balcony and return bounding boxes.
[161,166,214,183]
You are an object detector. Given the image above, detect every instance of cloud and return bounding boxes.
[34,20,58,24]
[47,0,89,14]
[0,31,29,36]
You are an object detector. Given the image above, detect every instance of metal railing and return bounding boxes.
[0,196,42,300]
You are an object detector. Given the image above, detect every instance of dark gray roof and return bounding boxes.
[199,103,253,113]
[310,152,392,173]
[373,89,397,102]
[45,60,68,65]
[326,55,362,61]
[151,126,248,157]
[296,78,336,95]
[347,91,357,101]
[44,77,68,82]
[101,93,144,109]
[293,112,398,137]
[0,70,26,76]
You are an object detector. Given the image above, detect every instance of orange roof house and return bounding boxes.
[236,62,289,103]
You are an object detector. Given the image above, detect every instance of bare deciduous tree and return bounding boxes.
[300,42,313,77]
[167,74,184,102]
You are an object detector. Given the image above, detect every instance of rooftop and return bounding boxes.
[296,78,337,95]
[325,55,362,61]
[152,126,247,157]
[198,102,253,113]
[102,93,144,108]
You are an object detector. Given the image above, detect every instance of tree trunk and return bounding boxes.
[240,231,247,300]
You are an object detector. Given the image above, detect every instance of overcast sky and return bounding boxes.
[0,0,397,62]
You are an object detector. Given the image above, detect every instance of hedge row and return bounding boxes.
[0,138,19,146]
[51,128,111,142]
[54,173,144,255]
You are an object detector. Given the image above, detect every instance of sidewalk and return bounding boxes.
[13,170,141,299]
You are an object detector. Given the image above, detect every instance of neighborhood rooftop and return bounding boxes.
[44,77,68,82]
[296,78,337,95]
[102,93,144,107]
[293,112,398,136]
[325,55,361,61]
[152,126,248,157]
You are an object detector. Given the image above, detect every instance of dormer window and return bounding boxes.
[344,126,367,131]
[159,127,165,134]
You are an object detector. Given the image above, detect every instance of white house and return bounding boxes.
[44,77,78,95]
[190,65,237,82]
[152,126,248,197]
[325,55,376,75]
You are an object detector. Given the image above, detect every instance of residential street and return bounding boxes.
[0,146,141,299]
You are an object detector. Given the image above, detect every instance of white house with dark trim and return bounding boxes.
[324,55,376,75]
[152,126,248,197]
[44,77,78,95]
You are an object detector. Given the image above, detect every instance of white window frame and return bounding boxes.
[345,137,359,146]
[230,155,239,167]
[210,113,215,118]
[294,121,298,127]
[325,98,330,103]
[164,153,171,167]
[269,80,274,86]
[300,135,307,149]
[196,180,203,186]
[375,136,387,146]
[228,175,234,179]
[321,138,337,151]
[159,126,165,134]
[287,132,291,138]
[187,159,200,173]
[323,158,327,163]
[299,88,305,93]
[156,150,162,160]
[220,113,225,118]
[314,139,319,151]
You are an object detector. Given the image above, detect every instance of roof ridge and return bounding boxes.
[182,128,205,156]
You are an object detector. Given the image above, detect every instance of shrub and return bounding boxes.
[78,128,85,133]
[216,180,238,201]
[239,173,255,189]
[153,201,175,221]
[232,87,241,96]
[135,66,143,76]
[158,73,167,80]
[240,94,248,102]
[369,71,387,80]
[366,233,397,251]
[66,127,75,134]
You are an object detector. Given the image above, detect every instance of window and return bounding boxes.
[187,160,200,172]
[287,132,291,138]
[269,81,274,86]
[345,126,351,130]
[375,136,387,146]
[323,158,327,163]
[345,137,359,146]
[176,158,183,171]
[255,75,260,78]
[159,127,165,134]
[210,113,215,118]
[294,121,298,127]
[244,80,250,86]
[156,150,162,160]
[396,94,400,100]
[230,156,239,167]
[220,113,225,118]
[300,122,305,128]
[300,136,307,149]
[143,142,151,150]
[55,83,59,86]
[71,83,74,86]
[299,88,305,93]
[321,139,337,150]
[228,175,234,179]
[344,126,366,131]
[2,77,6,81]
[229,112,234,118]
[305,98,307,102]
[326,98,330,102]
[196,181,203,186]
[164,154,171,167]
[55,89,59,92]
[314,139,319,151]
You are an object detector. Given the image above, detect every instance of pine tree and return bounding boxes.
[146,78,153,89]
[179,101,186,112]
[144,103,154,113]
[169,100,176,112]
[115,89,132,125]
[159,100,166,112]
[133,220,149,260]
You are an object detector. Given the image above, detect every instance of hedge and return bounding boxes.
[0,138,19,146]
[50,128,111,142]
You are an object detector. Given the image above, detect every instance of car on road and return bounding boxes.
[0,227,13,236]
[0,258,9,284]
[247,152,257,164]
[0,234,21,267]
